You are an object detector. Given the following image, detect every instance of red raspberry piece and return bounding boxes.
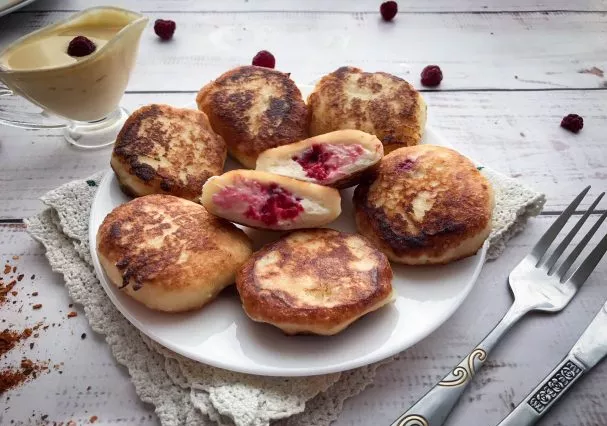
[560,114,584,133]
[421,65,443,87]
[252,50,276,69]
[380,1,398,21]
[67,36,96,57]
[154,19,176,40]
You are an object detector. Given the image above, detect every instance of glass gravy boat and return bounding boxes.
[0,7,148,148]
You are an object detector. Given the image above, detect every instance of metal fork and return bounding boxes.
[390,186,607,426]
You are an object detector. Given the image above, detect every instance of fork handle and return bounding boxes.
[496,355,586,426]
[390,303,528,426]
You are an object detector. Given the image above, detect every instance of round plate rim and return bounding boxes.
[88,127,488,377]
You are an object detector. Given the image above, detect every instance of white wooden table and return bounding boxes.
[1,1,606,425]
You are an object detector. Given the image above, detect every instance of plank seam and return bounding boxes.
[12,10,607,15]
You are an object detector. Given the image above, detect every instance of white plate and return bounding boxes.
[89,119,488,376]
[0,0,37,18]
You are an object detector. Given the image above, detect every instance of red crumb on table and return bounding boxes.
[32,304,42,310]
[90,415,99,423]
[1,280,17,305]
[67,311,78,318]
[0,358,48,394]
[3,265,10,274]
[0,328,33,356]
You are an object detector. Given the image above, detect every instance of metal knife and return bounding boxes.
[497,299,607,426]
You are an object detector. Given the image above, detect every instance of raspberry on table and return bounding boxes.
[421,65,443,87]
[252,50,276,68]
[67,36,96,57]
[154,19,176,40]
[380,1,398,21]
[560,114,584,133]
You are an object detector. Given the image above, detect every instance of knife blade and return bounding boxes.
[570,300,607,368]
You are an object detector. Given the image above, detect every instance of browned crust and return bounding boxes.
[353,146,493,262]
[196,66,308,168]
[307,66,427,152]
[97,194,252,291]
[112,104,226,201]
[235,229,393,332]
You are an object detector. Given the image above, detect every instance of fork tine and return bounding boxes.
[566,229,607,287]
[557,209,607,280]
[544,192,605,273]
[531,186,591,263]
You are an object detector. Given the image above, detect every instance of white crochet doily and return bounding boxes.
[25,165,544,426]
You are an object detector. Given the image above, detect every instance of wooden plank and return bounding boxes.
[2,213,607,425]
[0,224,158,425]
[0,90,605,219]
[1,11,606,91]
[18,0,607,13]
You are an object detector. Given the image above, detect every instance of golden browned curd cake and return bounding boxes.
[196,65,308,168]
[236,229,394,335]
[201,169,341,231]
[111,104,226,201]
[353,145,494,265]
[96,194,252,312]
[307,66,427,153]
[255,129,384,189]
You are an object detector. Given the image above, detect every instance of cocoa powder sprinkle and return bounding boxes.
[0,359,47,394]
[0,281,16,305]
[0,328,33,356]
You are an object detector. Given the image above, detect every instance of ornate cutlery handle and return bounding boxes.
[390,303,528,426]
[497,356,585,426]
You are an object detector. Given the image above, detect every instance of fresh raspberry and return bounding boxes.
[560,114,584,133]
[421,65,443,87]
[252,50,276,68]
[380,1,398,21]
[67,36,96,57]
[154,19,176,40]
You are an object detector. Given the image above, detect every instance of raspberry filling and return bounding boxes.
[212,179,303,226]
[292,144,364,182]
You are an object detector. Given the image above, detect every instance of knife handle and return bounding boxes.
[497,356,586,426]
